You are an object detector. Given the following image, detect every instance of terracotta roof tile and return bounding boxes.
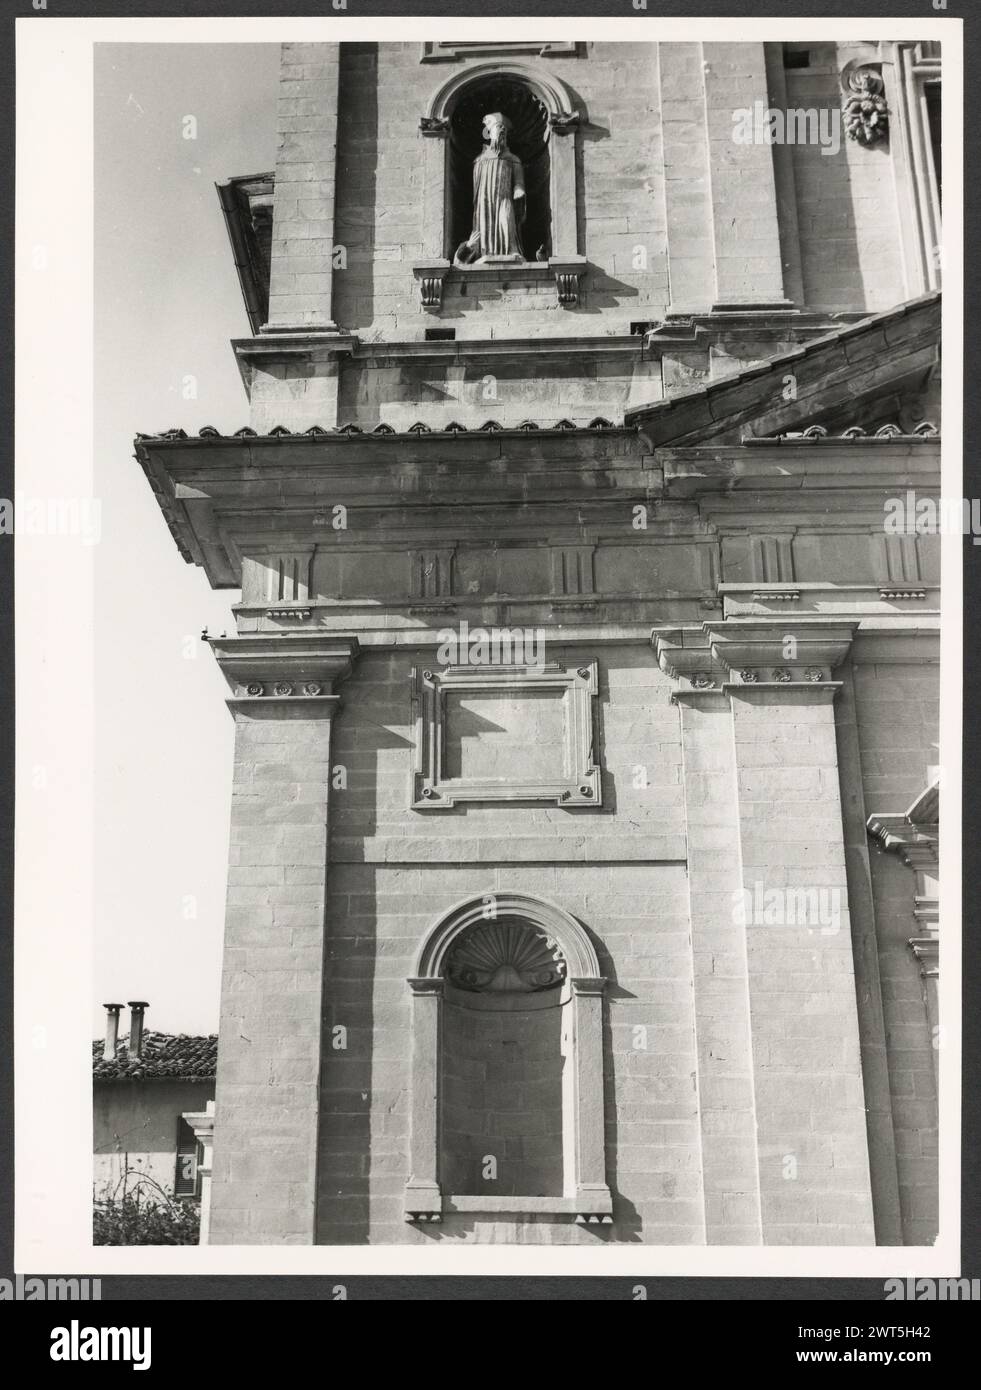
[135,418,633,443]
[92,1031,217,1081]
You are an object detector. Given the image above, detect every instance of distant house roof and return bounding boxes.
[92,1031,217,1082]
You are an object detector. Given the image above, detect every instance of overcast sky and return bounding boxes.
[93,44,280,1037]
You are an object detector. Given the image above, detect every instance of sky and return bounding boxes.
[93,44,280,1037]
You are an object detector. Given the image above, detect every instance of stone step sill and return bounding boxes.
[441,1194,613,1218]
[413,256,587,310]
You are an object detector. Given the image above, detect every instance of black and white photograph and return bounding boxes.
[6,4,977,1330]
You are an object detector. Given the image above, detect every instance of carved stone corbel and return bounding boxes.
[549,110,581,134]
[412,260,451,310]
[552,256,587,307]
[841,63,889,146]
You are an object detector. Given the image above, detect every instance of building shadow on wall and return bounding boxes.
[795,134,884,309]
[317,656,415,1244]
[335,43,378,336]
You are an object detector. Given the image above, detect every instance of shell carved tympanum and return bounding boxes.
[445,919,567,994]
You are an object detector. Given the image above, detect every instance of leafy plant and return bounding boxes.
[93,1167,200,1245]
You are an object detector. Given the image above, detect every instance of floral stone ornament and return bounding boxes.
[842,66,889,146]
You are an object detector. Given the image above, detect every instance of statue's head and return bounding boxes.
[482,112,511,151]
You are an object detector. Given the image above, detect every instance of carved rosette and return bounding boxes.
[445,918,567,994]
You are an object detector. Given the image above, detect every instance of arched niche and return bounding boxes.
[404,893,612,1225]
[416,62,583,280]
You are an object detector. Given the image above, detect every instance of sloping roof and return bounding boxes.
[93,1031,217,1082]
[216,173,274,335]
[625,292,941,446]
[134,417,623,442]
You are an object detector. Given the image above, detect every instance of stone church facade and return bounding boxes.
[136,39,942,1246]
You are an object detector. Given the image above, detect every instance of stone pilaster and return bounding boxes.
[654,629,762,1244]
[710,621,875,1244]
[658,42,715,311]
[404,977,444,1223]
[241,43,353,433]
[701,42,790,306]
[206,635,358,1244]
[266,42,342,331]
[569,977,609,1216]
[867,782,940,1092]
[181,1103,215,1246]
[657,620,876,1245]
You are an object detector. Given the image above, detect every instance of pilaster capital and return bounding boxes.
[208,633,360,712]
[406,976,445,998]
[569,976,607,997]
[909,935,939,979]
[181,1106,215,1147]
[652,626,722,693]
[403,1181,443,1222]
[653,619,856,695]
[866,780,939,876]
[704,619,856,685]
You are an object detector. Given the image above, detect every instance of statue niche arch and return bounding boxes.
[404,892,612,1224]
[448,78,551,262]
[415,62,585,307]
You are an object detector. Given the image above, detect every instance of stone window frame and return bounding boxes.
[411,660,602,808]
[404,892,612,1224]
[413,61,587,310]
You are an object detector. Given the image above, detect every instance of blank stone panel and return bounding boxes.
[594,543,706,594]
[311,549,412,600]
[453,546,552,597]
[443,688,568,782]
[791,533,880,583]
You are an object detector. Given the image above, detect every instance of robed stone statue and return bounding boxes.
[455,112,526,263]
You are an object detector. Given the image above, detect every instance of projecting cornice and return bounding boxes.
[206,633,360,713]
[652,619,857,695]
[866,779,940,871]
[658,439,940,505]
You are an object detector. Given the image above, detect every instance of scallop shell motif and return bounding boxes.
[446,918,567,994]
